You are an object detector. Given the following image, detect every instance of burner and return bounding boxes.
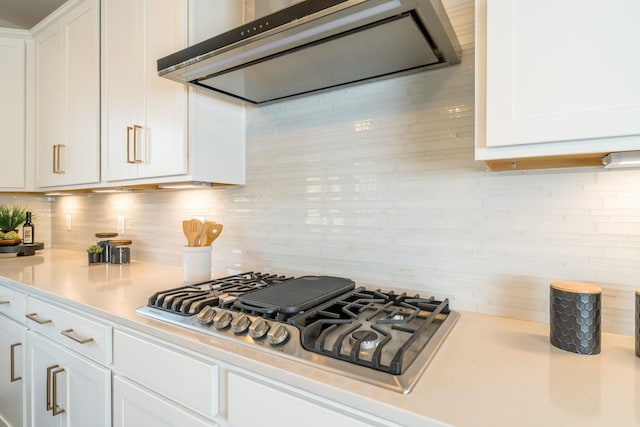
[350,330,379,350]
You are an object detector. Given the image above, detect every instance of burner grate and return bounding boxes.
[147,272,292,315]
[291,287,452,375]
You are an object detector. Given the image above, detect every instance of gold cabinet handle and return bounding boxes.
[51,367,65,416]
[25,313,53,325]
[52,145,66,174]
[46,364,59,411]
[126,126,135,163]
[133,124,143,163]
[126,125,143,164]
[52,145,58,173]
[56,144,66,174]
[10,343,22,382]
[61,328,93,344]
[0,300,9,305]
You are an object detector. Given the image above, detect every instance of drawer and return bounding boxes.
[25,296,112,364]
[0,284,27,323]
[113,330,218,421]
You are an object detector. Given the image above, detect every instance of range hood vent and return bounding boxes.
[158,0,461,105]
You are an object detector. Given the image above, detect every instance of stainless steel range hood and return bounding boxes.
[158,0,461,105]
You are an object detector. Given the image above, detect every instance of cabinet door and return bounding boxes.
[137,0,187,179]
[62,0,100,185]
[102,0,186,182]
[113,377,216,427]
[27,332,110,427]
[0,316,27,427]
[35,21,64,188]
[35,0,100,188]
[101,0,142,181]
[484,0,640,148]
[0,37,26,190]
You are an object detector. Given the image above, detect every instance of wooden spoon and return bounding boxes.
[199,222,213,247]
[204,221,223,246]
[182,219,204,247]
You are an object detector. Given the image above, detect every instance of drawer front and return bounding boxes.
[0,284,27,323]
[227,372,396,427]
[113,330,218,420]
[25,297,111,364]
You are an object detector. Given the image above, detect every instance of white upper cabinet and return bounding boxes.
[34,0,100,187]
[101,0,187,182]
[475,0,640,170]
[101,0,245,186]
[0,33,28,190]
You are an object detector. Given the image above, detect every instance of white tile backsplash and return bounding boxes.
[4,0,634,336]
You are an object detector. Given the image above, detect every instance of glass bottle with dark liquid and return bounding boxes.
[23,211,34,244]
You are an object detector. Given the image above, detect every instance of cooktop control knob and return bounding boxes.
[266,323,289,346]
[213,311,232,329]
[230,313,251,334]
[248,318,270,339]
[196,306,216,325]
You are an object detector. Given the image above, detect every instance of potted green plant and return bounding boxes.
[86,244,103,264]
[0,205,26,233]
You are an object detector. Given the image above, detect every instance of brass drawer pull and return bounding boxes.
[46,364,59,411]
[61,328,94,344]
[25,313,52,324]
[0,300,9,305]
[51,367,65,416]
[10,343,22,382]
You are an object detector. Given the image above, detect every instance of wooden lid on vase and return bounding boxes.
[550,281,601,295]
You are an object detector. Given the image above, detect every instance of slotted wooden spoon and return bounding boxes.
[182,219,204,247]
[204,221,223,246]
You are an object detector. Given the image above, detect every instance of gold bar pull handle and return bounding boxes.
[51,367,65,416]
[57,144,66,174]
[126,126,135,163]
[0,300,9,305]
[46,364,59,411]
[10,343,22,382]
[61,328,94,344]
[25,313,53,325]
[52,145,58,173]
[133,124,143,163]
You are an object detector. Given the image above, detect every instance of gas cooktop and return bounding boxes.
[137,272,459,394]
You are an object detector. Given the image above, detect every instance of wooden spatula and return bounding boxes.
[182,219,204,247]
[204,221,223,246]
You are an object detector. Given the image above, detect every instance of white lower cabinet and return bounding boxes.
[113,376,216,427]
[27,332,110,427]
[0,315,27,427]
[113,330,219,423]
[227,372,399,427]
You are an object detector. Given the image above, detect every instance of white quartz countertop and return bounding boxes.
[1,250,638,426]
